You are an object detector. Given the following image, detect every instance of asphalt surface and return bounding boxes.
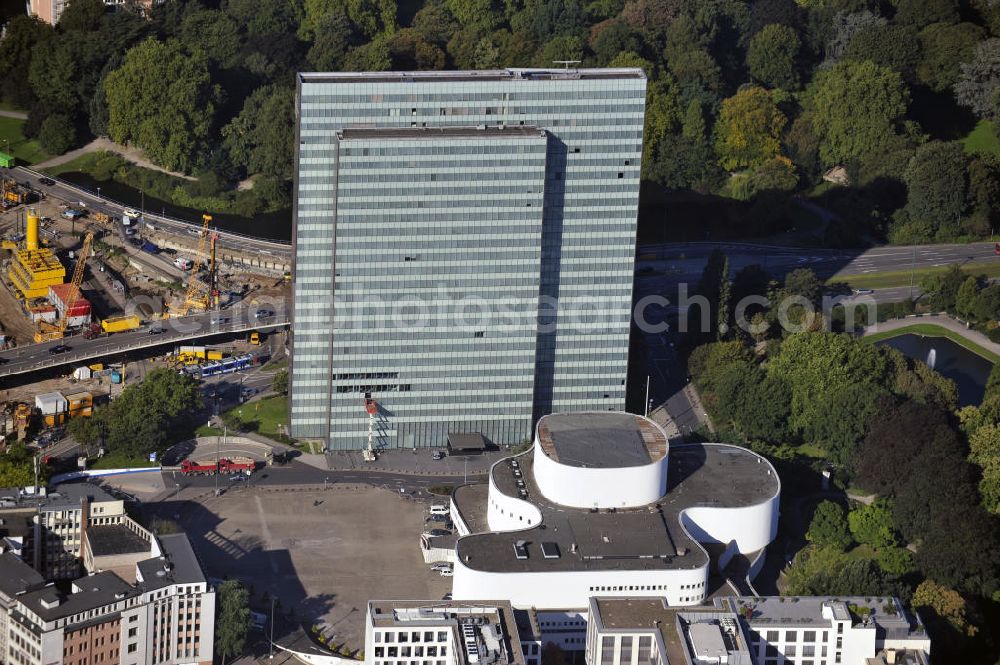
[4,166,291,260]
[0,303,288,378]
[638,240,1000,291]
[159,462,480,496]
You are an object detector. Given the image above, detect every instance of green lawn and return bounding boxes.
[0,116,50,165]
[863,322,1000,363]
[0,102,26,114]
[88,451,158,470]
[829,261,1000,290]
[963,120,1000,157]
[226,395,290,441]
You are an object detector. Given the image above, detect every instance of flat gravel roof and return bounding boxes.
[454,443,779,574]
[537,413,666,468]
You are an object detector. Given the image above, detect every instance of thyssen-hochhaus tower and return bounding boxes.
[290,68,647,450]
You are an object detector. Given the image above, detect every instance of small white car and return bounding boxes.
[430,563,452,572]
[439,569,453,577]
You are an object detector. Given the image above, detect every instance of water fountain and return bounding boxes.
[927,347,937,370]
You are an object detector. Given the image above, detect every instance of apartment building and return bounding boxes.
[25,0,163,25]
[0,532,214,665]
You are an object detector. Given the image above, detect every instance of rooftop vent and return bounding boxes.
[541,542,560,559]
[514,541,528,560]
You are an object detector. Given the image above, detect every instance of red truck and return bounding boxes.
[180,456,256,476]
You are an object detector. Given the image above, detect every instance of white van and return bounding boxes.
[174,257,193,271]
[429,504,449,516]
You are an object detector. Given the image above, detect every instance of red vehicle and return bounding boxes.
[994,243,1000,255]
[180,456,256,476]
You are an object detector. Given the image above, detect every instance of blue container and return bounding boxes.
[111,370,122,384]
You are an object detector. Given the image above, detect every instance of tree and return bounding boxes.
[57,0,106,32]
[894,0,960,29]
[876,546,914,576]
[223,85,295,180]
[848,500,898,549]
[747,24,800,90]
[37,113,77,154]
[785,546,901,597]
[916,22,987,93]
[920,264,969,312]
[589,21,640,66]
[825,10,885,63]
[904,142,968,241]
[843,23,920,79]
[272,369,289,395]
[912,580,977,636]
[806,60,909,167]
[307,10,359,70]
[955,276,981,320]
[806,500,853,550]
[0,444,44,487]
[768,333,891,439]
[955,38,1000,121]
[0,15,55,108]
[713,87,787,171]
[411,1,460,46]
[178,10,242,68]
[973,285,1000,323]
[387,28,447,69]
[103,38,220,173]
[215,580,250,664]
[783,268,821,304]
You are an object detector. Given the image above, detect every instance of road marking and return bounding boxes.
[253,495,280,574]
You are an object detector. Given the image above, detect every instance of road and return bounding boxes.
[0,303,289,378]
[637,240,1000,290]
[3,166,292,261]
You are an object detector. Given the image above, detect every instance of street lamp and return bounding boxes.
[269,597,276,660]
[96,186,101,201]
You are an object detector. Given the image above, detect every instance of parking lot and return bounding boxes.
[173,486,451,649]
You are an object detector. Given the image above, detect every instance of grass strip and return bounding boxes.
[863,322,999,363]
[829,262,1000,290]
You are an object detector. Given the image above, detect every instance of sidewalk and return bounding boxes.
[649,383,713,440]
[325,448,506,476]
[863,313,1000,358]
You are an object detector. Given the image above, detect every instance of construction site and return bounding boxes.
[0,176,290,456]
[0,177,290,349]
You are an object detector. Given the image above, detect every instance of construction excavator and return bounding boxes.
[34,232,93,343]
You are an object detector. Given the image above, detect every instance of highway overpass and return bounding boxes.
[0,306,289,379]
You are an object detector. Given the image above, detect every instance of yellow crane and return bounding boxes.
[34,232,93,342]
[169,214,215,317]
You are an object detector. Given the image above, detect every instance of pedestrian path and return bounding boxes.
[863,314,1000,359]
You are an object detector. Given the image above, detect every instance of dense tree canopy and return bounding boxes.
[0,0,994,242]
[806,60,910,167]
[104,38,220,173]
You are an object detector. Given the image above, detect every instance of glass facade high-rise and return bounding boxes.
[291,69,647,450]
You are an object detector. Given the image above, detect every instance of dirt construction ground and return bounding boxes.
[173,486,451,650]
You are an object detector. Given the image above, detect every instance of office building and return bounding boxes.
[365,600,526,665]
[0,483,125,580]
[448,412,781,609]
[586,595,931,665]
[292,69,647,450]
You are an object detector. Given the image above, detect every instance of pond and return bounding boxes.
[57,171,292,241]
[876,334,993,407]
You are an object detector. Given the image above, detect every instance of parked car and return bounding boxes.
[439,568,453,577]
[125,227,137,237]
[38,177,55,186]
[254,309,275,319]
[432,451,445,460]
[430,563,452,572]
[48,344,71,355]
[210,315,229,325]
[148,326,165,335]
